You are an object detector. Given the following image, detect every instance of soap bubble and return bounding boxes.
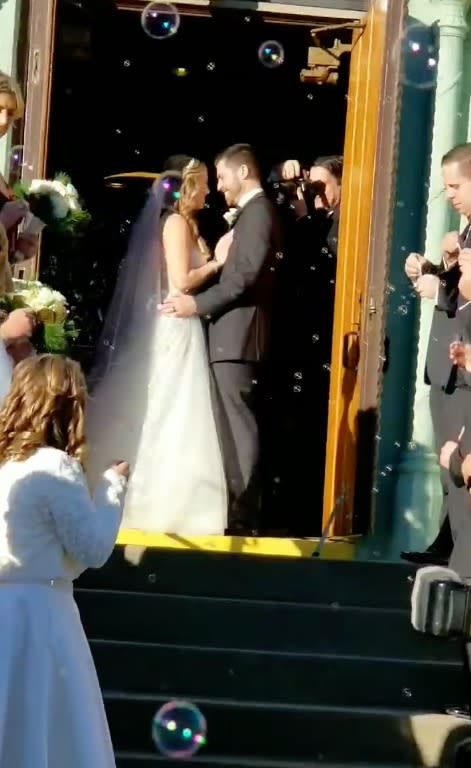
[141,2,180,39]
[258,40,284,69]
[400,23,438,90]
[152,700,207,758]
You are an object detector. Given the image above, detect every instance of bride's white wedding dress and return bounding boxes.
[86,247,227,535]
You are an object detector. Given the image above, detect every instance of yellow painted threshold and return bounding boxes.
[117,530,358,559]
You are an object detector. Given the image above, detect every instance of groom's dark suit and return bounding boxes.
[194,191,278,533]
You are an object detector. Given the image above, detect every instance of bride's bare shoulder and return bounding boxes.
[162,211,189,231]
[162,212,192,246]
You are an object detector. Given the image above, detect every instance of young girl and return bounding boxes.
[0,354,128,767]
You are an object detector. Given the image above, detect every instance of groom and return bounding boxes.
[161,143,278,535]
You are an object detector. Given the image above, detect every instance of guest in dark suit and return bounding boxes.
[402,142,471,566]
[160,144,278,535]
[444,266,471,579]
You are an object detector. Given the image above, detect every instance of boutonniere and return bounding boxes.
[223,207,239,229]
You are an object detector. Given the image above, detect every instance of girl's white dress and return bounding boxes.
[0,446,126,768]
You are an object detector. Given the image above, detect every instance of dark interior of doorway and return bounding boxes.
[44,0,350,536]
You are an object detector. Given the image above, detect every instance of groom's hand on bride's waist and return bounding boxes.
[159,293,197,318]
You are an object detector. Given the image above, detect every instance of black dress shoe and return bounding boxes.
[400,549,449,566]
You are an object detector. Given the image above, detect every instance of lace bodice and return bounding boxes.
[0,447,126,582]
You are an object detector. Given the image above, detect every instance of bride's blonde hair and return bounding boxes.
[175,159,211,261]
[0,71,24,120]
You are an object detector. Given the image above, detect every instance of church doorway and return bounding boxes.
[19,0,403,556]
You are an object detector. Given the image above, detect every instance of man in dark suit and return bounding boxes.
[160,144,278,535]
[402,143,471,566]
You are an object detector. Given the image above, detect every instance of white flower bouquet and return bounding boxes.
[11,279,68,325]
[0,279,79,353]
[13,172,91,239]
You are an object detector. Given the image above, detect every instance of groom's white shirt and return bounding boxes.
[237,187,264,209]
[0,339,13,406]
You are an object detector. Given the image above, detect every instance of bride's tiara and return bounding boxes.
[183,158,199,174]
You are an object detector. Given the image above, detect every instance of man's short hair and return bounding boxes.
[216,143,261,179]
[311,155,343,182]
[442,144,471,177]
[162,154,193,174]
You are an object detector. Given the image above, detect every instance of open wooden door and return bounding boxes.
[17,0,57,279]
[322,0,405,536]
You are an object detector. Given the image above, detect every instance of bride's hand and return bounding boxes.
[110,460,130,479]
[214,230,234,266]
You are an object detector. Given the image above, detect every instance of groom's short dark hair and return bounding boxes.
[216,144,261,179]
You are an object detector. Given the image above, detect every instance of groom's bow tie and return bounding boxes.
[223,206,242,229]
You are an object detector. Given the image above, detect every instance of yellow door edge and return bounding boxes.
[116,530,358,559]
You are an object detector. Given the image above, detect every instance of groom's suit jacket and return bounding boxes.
[194,192,278,364]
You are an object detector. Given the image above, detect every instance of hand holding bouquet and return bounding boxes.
[0,279,78,353]
[12,173,91,248]
[12,279,68,325]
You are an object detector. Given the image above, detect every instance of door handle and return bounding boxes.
[342,331,360,370]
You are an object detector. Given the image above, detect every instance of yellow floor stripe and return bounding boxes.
[116,530,357,559]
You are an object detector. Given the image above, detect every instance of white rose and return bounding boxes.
[50,193,69,219]
[33,287,55,305]
[51,180,68,197]
[65,183,78,198]
[29,180,55,195]
[51,289,67,305]
[223,208,239,227]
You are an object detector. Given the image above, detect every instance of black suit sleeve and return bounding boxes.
[194,202,272,318]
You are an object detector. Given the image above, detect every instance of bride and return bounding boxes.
[86,158,228,534]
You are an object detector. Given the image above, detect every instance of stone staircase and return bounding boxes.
[76,548,471,767]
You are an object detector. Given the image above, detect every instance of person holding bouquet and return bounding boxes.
[0,71,38,262]
[0,308,38,403]
[0,354,128,767]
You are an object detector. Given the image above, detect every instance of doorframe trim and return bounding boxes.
[115,0,365,21]
[321,0,405,536]
[353,0,404,532]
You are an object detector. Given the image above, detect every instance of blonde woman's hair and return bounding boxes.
[0,71,24,121]
[0,354,87,466]
[175,159,211,261]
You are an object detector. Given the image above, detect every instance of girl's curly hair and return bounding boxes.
[0,354,87,466]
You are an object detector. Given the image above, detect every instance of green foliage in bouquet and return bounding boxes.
[13,172,91,236]
[36,320,80,355]
[0,281,79,355]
